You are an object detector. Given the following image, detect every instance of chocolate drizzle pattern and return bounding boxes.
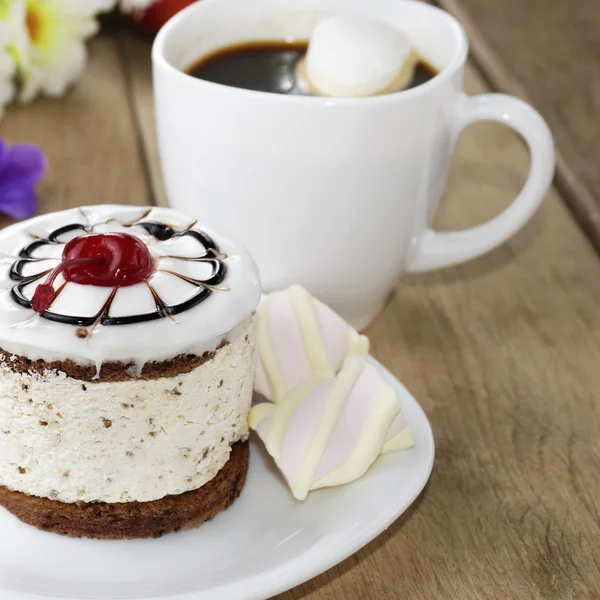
[8,218,227,327]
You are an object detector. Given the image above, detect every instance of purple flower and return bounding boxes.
[0,139,47,220]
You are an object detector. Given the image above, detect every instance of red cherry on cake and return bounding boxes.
[32,233,155,313]
[61,233,155,286]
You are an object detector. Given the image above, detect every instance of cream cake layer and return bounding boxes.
[0,321,255,504]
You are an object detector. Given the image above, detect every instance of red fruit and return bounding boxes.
[32,233,155,313]
[61,233,154,287]
[128,0,198,36]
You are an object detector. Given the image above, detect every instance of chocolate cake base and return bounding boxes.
[0,441,249,539]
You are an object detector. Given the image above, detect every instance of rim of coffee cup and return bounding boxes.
[152,0,469,105]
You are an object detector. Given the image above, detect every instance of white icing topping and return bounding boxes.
[0,205,261,367]
[301,16,417,98]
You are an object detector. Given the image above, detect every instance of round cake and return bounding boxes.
[0,204,261,538]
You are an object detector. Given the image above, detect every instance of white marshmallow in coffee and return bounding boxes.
[301,16,417,98]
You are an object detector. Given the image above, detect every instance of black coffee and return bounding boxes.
[186,40,438,96]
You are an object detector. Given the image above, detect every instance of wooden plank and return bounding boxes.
[437,0,600,253]
[118,32,169,207]
[0,35,152,221]
[122,26,600,596]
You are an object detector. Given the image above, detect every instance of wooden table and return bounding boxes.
[2,26,600,600]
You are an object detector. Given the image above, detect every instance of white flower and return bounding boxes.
[0,21,16,117]
[119,0,157,13]
[9,0,108,102]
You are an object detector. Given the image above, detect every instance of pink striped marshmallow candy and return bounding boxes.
[250,355,414,501]
[254,285,369,404]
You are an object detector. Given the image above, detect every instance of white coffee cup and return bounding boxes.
[153,0,554,330]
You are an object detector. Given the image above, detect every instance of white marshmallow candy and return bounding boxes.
[299,16,418,98]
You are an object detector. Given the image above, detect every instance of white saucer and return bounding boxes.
[0,357,434,600]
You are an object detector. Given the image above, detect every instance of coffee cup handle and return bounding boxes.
[407,93,554,273]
